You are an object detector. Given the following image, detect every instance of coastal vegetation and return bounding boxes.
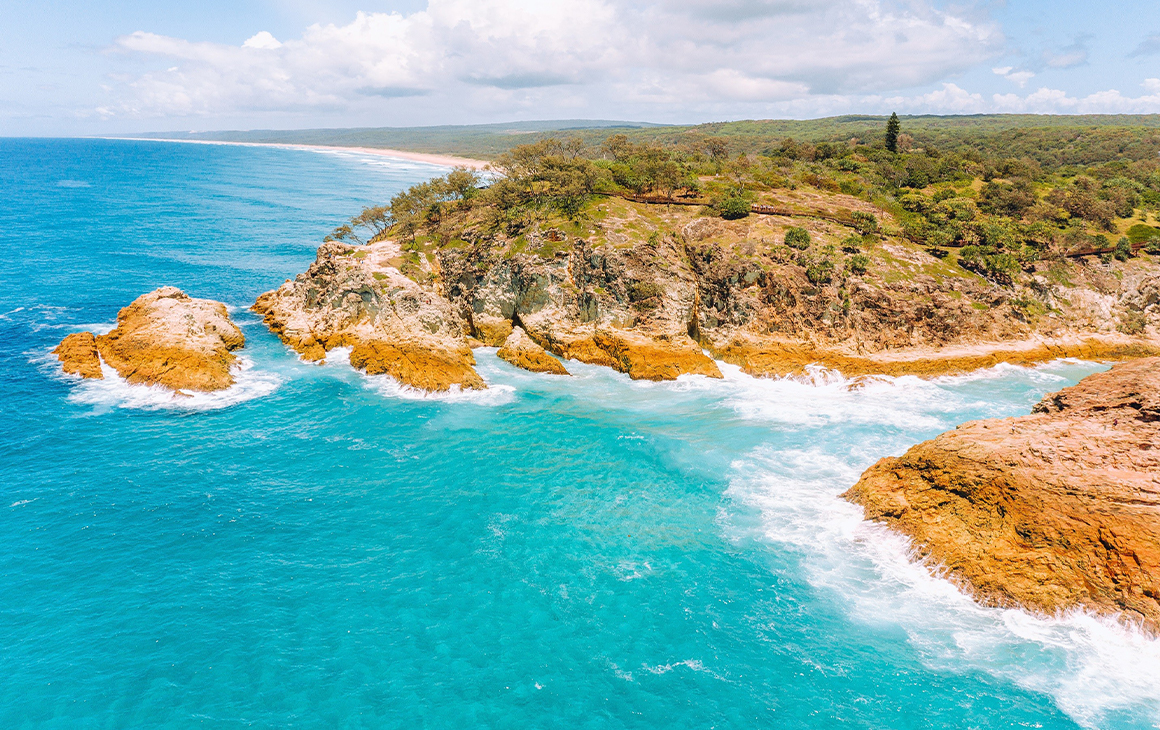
[325,114,1160,298]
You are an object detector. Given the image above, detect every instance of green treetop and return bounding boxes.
[885,112,900,153]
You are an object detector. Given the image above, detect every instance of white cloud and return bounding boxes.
[992,65,1034,88]
[101,0,1001,119]
[243,32,282,50]
[992,79,1160,114]
[884,83,986,113]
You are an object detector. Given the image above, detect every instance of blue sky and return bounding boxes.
[1,0,1158,135]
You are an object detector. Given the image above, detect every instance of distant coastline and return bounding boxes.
[98,136,491,170]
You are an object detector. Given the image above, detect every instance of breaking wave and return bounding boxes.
[721,360,1159,729]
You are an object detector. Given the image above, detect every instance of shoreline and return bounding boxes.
[97,137,492,170]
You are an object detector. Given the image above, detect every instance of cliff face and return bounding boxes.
[54,287,245,392]
[442,199,1159,379]
[259,195,1160,390]
[843,358,1160,631]
[252,240,484,391]
[441,234,722,381]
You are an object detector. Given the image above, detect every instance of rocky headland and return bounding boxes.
[843,358,1160,631]
[54,286,245,392]
[258,189,1160,391]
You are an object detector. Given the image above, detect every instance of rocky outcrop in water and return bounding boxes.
[54,331,103,379]
[843,358,1160,631]
[54,287,245,392]
[252,241,485,391]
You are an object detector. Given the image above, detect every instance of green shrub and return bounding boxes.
[851,211,879,235]
[899,192,930,213]
[1126,223,1160,244]
[785,227,811,249]
[803,256,835,284]
[841,235,862,254]
[717,195,751,220]
[1114,236,1134,261]
[958,245,1020,284]
[628,281,664,301]
[1145,236,1160,255]
[847,253,870,275]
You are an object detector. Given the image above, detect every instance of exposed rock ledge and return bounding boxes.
[54,287,245,392]
[497,327,569,375]
[843,358,1160,631]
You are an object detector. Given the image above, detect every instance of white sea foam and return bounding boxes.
[725,370,1160,728]
[60,355,281,413]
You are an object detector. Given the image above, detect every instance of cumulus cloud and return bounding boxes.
[992,79,1160,114]
[101,0,1000,119]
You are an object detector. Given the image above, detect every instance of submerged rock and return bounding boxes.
[55,287,245,392]
[497,327,569,375]
[252,241,485,392]
[843,358,1160,631]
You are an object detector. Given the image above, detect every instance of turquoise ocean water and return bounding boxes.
[2,138,1158,729]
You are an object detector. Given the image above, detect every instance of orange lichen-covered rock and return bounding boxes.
[54,331,103,379]
[350,338,485,391]
[55,287,244,392]
[843,358,1160,631]
[711,334,1160,379]
[497,327,569,375]
[593,331,721,380]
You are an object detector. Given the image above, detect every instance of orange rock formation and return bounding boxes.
[844,358,1160,631]
[54,287,245,392]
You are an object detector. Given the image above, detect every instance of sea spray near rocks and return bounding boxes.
[720,363,1160,728]
[63,355,281,412]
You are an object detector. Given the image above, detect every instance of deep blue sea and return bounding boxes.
[2,138,1158,729]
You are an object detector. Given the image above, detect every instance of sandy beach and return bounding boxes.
[101,137,492,170]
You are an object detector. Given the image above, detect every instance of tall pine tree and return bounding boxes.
[885,112,901,153]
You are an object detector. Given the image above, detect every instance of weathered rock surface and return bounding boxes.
[843,358,1160,631]
[54,331,103,379]
[55,287,245,392]
[252,241,485,391]
[441,236,722,381]
[497,327,569,375]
